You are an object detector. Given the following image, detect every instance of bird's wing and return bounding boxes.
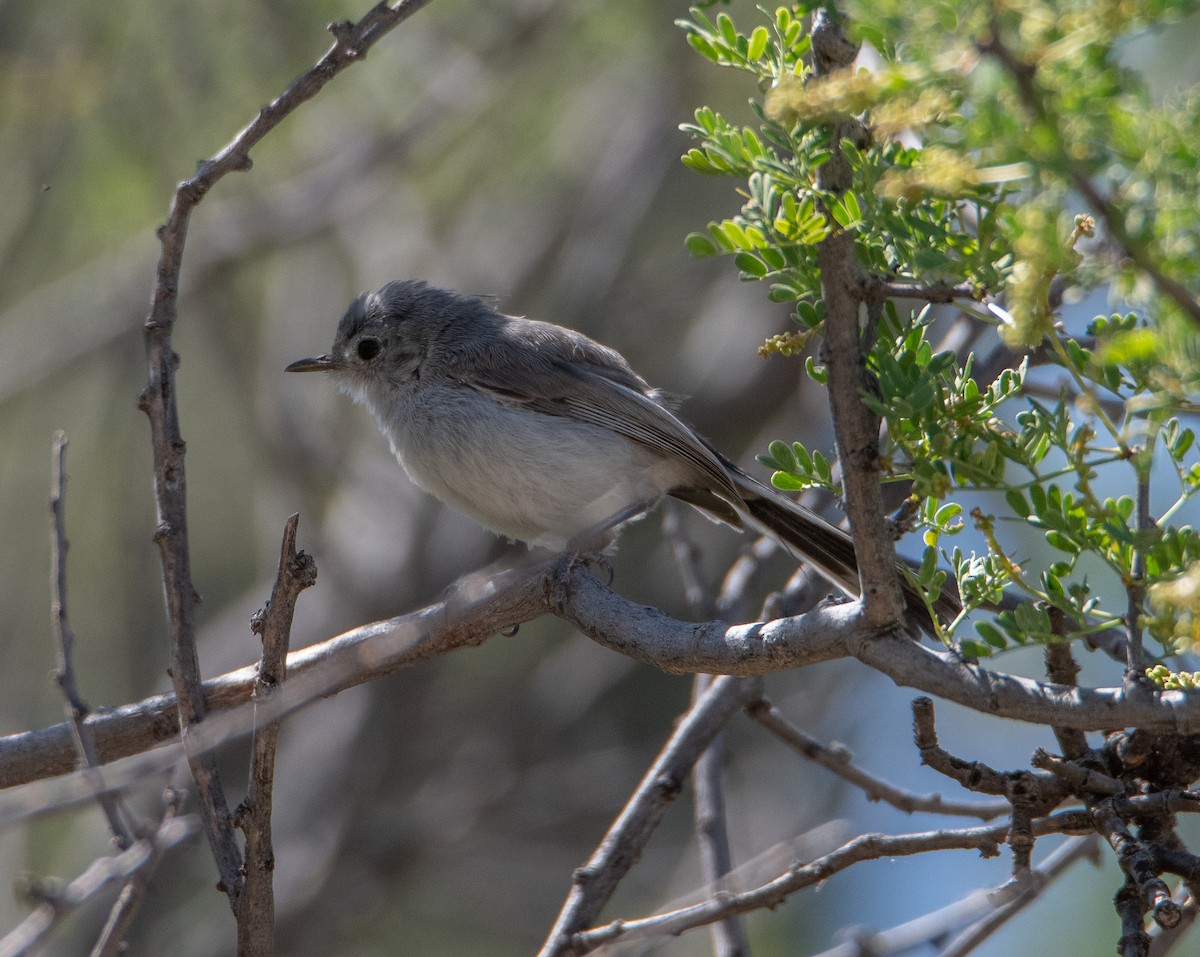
[448,317,741,503]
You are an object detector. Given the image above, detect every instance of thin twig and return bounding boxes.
[136,0,437,909]
[751,697,1011,819]
[234,514,317,957]
[663,506,713,619]
[0,814,196,957]
[572,812,1094,952]
[1127,463,1152,679]
[537,675,763,957]
[49,432,134,848]
[87,789,185,957]
[936,836,1101,957]
[808,835,1097,957]
[692,676,752,957]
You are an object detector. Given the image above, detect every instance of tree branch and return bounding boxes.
[0,814,196,957]
[234,515,317,957]
[537,674,763,957]
[49,433,135,849]
[570,813,1092,952]
[750,697,1011,819]
[136,0,437,908]
[6,560,1200,811]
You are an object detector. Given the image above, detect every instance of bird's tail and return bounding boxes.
[729,470,961,633]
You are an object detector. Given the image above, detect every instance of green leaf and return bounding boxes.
[958,639,992,659]
[1004,490,1029,518]
[1045,530,1080,554]
[934,502,963,525]
[686,33,721,63]
[717,12,738,47]
[734,252,768,277]
[768,439,796,471]
[975,621,1008,649]
[685,232,718,257]
[747,25,769,61]
[805,355,827,384]
[772,471,806,491]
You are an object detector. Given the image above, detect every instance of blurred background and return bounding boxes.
[2,0,1198,954]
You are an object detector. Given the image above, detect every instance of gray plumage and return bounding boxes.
[288,279,958,630]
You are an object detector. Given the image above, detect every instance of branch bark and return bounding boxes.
[234,515,317,957]
[5,558,1200,811]
[134,0,437,910]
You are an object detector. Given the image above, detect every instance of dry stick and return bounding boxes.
[0,814,197,957]
[572,811,1095,952]
[537,675,764,957]
[806,836,1096,957]
[664,513,753,957]
[135,0,435,909]
[936,835,1100,957]
[750,698,1011,820]
[235,515,317,957]
[87,790,186,957]
[1093,799,1182,932]
[49,433,135,848]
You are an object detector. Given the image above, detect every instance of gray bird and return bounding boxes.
[287,279,958,630]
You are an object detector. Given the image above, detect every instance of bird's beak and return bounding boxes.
[286,354,340,373]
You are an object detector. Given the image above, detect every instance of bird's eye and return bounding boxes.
[356,338,382,361]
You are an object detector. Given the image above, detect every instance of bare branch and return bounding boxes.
[135,0,437,907]
[936,836,1101,957]
[537,675,764,957]
[234,514,317,957]
[7,562,1200,809]
[572,813,1093,952]
[0,814,196,957]
[49,433,136,849]
[810,835,1098,957]
[750,697,1011,819]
